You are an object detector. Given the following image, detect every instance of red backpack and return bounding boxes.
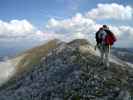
[104,31,117,45]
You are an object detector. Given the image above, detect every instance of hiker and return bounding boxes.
[95,25,116,67]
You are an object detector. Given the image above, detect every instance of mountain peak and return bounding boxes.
[67,39,91,47]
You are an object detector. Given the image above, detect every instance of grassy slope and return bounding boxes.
[0,39,59,90]
[16,39,59,74]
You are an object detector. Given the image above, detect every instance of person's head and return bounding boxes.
[99,27,103,30]
[102,25,109,29]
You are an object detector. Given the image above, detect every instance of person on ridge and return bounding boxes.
[95,25,116,67]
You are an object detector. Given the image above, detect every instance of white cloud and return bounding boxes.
[45,13,100,41]
[46,13,99,40]
[86,3,133,20]
[109,26,133,47]
[0,20,36,39]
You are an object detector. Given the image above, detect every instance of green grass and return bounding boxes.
[16,39,59,74]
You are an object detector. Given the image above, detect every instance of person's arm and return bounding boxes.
[95,30,100,50]
[95,30,100,45]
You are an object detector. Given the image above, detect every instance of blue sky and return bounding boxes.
[0,0,133,57]
[0,0,133,28]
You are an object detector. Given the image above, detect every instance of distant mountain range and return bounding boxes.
[112,47,133,64]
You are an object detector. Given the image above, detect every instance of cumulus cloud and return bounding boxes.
[109,26,133,47]
[86,3,133,20]
[45,13,100,41]
[0,20,36,39]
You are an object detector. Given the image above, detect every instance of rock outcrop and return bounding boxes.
[0,39,133,100]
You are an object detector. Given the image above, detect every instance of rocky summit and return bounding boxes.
[0,39,133,100]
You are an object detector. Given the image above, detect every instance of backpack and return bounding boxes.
[96,28,107,44]
[104,30,116,45]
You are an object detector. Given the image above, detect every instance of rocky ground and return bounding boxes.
[0,39,133,100]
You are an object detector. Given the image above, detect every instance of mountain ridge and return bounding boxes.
[0,39,133,100]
